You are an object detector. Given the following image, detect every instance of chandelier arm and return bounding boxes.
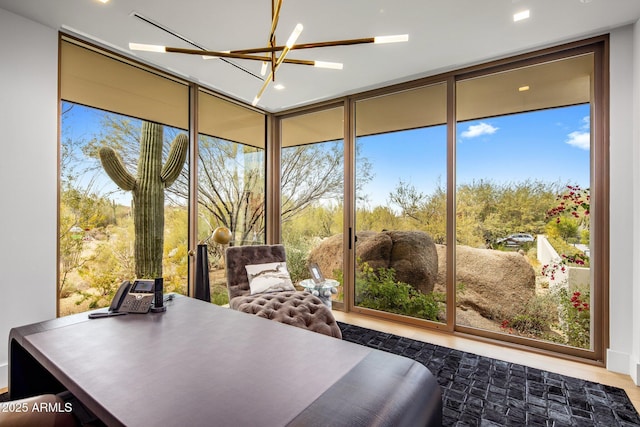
[253,42,295,105]
[281,58,315,66]
[230,37,376,54]
[269,0,283,44]
[292,38,376,50]
[255,69,274,103]
[165,47,271,61]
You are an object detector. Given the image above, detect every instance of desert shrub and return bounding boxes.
[509,314,547,335]
[545,216,580,242]
[501,293,557,337]
[555,287,590,349]
[282,236,314,283]
[211,286,229,306]
[355,262,444,321]
[286,244,311,283]
[76,240,132,309]
[580,229,590,245]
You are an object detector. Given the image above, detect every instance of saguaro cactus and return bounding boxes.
[99,121,188,279]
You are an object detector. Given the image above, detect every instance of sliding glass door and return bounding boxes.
[455,53,597,353]
[353,84,448,325]
[197,91,266,305]
[343,41,606,360]
[279,106,346,306]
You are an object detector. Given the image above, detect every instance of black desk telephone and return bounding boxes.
[89,279,159,318]
[111,280,156,313]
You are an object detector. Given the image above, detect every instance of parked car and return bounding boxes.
[496,233,535,245]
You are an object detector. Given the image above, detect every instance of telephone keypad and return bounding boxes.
[121,294,153,313]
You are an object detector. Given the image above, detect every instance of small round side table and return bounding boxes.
[299,279,339,309]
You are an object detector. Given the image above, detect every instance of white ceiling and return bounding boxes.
[2,0,640,112]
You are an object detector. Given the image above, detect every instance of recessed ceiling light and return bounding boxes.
[513,10,530,22]
[274,84,285,90]
[519,85,530,92]
[97,0,109,3]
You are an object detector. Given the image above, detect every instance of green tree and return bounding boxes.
[457,179,562,245]
[387,179,447,243]
[356,205,401,233]
[389,178,564,246]
[59,104,118,296]
[281,141,372,226]
[545,216,580,241]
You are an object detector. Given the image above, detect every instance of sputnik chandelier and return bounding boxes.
[129,0,408,106]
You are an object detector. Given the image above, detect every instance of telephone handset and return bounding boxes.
[109,280,156,314]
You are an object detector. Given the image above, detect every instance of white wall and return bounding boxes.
[0,8,58,388]
[607,23,639,381]
[0,9,639,388]
[633,17,640,386]
[629,18,640,384]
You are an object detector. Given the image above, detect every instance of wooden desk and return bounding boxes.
[9,296,441,426]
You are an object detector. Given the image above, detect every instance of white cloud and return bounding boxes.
[461,122,498,138]
[566,131,590,150]
[565,116,590,150]
[580,115,590,129]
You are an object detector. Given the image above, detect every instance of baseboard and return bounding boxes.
[607,348,634,379]
[0,363,7,390]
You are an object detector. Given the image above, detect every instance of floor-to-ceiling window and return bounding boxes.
[197,90,266,304]
[454,50,603,357]
[352,83,448,325]
[59,39,269,312]
[279,106,346,306]
[59,38,190,314]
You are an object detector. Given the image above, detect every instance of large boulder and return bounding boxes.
[309,230,438,294]
[434,244,536,321]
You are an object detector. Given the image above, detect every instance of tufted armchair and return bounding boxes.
[225,244,342,339]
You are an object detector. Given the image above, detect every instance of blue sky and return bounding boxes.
[358,103,590,208]
[63,101,591,209]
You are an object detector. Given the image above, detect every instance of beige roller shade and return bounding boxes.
[356,83,447,137]
[457,54,593,122]
[281,107,344,148]
[60,39,189,130]
[280,84,448,148]
[198,91,266,148]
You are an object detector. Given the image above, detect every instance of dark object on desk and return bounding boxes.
[88,311,127,319]
[108,280,155,314]
[225,244,342,338]
[194,244,211,302]
[89,278,163,318]
[150,277,166,312]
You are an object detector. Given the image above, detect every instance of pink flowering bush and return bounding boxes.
[541,252,589,281]
[546,185,590,225]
